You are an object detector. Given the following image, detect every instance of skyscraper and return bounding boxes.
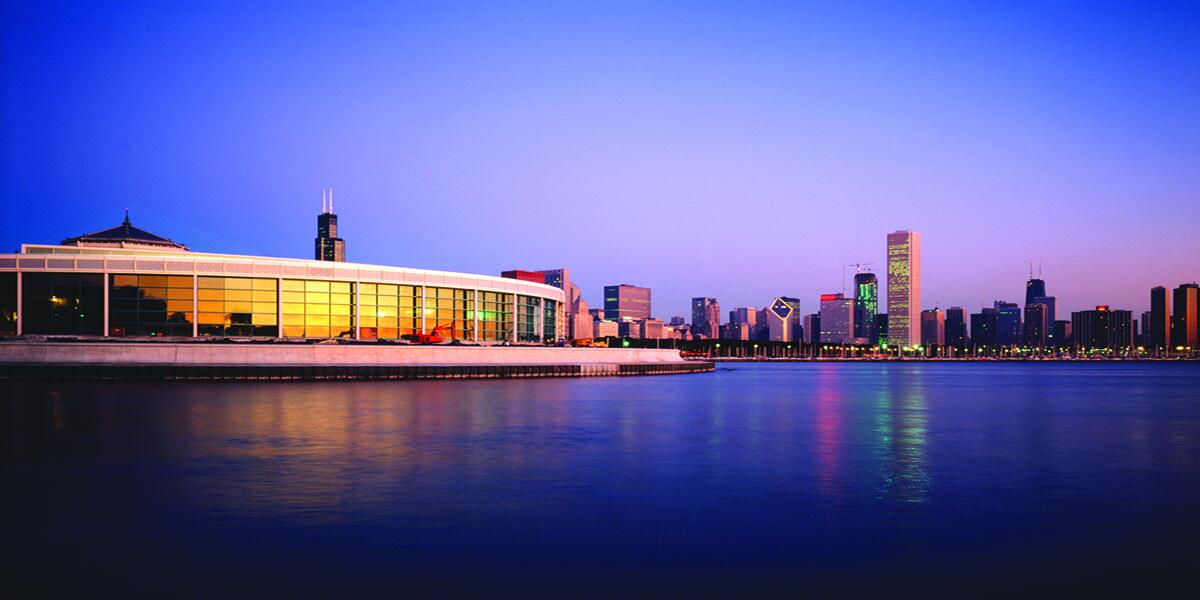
[920,308,945,346]
[691,297,721,339]
[1025,277,1046,306]
[886,230,921,347]
[803,313,820,345]
[1023,303,1048,347]
[1172,283,1199,349]
[765,297,801,342]
[819,293,854,345]
[315,188,345,262]
[994,301,1022,346]
[1150,286,1171,351]
[971,310,997,348]
[1072,306,1133,352]
[945,307,967,348]
[853,272,878,344]
[604,284,651,321]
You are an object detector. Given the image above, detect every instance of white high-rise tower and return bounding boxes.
[887,230,921,348]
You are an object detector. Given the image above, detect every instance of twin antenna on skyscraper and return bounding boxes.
[1029,259,1043,278]
[321,188,335,214]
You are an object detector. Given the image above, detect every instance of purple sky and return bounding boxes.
[3,2,1198,319]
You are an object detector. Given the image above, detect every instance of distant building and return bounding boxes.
[722,322,750,341]
[593,319,618,339]
[604,284,651,321]
[803,313,820,345]
[501,270,546,284]
[819,293,854,344]
[668,316,686,326]
[617,319,641,339]
[765,297,802,342]
[1053,320,1072,348]
[1150,286,1171,351]
[875,314,888,345]
[1023,303,1048,347]
[971,310,998,348]
[945,307,967,348]
[1140,310,1153,347]
[691,297,721,339]
[588,308,605,320]
[536,269,583,340]
[1025,277,1046,306]
[314,189,345,262]
[920,308,945,346]
[994,301,1022,346]
[853,272,878,344]
[1172,283,1199,349]
[1072,306,1133,351]
[639,318,665,340]
[886,230,921,347]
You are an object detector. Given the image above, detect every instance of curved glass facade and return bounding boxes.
[2,246,563,343]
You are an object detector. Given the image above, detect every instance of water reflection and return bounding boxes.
[874,374,930,504]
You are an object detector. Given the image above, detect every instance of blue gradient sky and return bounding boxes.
[3,1,1198,318]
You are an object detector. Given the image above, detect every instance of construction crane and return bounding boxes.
[842,262,875,295]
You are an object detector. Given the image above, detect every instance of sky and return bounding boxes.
[2,1,1198,319]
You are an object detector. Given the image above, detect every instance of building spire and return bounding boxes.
[329,188,334,213]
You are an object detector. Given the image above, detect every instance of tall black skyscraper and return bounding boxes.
[315,188,345,262]
[1150,286,1171,351]
[945,307,967,348]
[853,272,878,344]
[1173,283,1199,349]
[994,301,1021,346]
[1025,277,1046,306]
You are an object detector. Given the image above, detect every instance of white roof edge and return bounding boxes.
[4,247,564,298]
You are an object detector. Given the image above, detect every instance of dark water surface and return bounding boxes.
[5,363,1200,594]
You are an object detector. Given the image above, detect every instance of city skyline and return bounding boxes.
[3,3,1198,318]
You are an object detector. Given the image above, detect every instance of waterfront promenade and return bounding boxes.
[0,341,712,380]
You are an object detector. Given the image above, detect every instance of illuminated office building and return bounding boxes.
[944,307,967,348]
[853,272,878,344]
[604,284,651,321]
[886,230,921,347]
[1072,306,1133,351]
[3,215,563,343]
[819,293,854,345]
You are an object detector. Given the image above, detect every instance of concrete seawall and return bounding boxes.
[0,342,714,380]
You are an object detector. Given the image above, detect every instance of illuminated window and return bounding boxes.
[425,287,474,340]
[198,276,277,337]
[479,291,513,342]
[281,279,354,338]
[110,274,194,336]
[358,283,420,340]
[517,295,540,343]
[543,300,558,341]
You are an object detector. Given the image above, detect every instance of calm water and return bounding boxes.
[4,363,1200,594]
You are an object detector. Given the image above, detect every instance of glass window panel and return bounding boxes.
[281,291,305,303]
[306,315,329,326]
[112,274,138,287]
[330,304,351,316]
[252,290,274,302]
[330,293,351,305]
[166,300,193,312]
[139,275,168,287]
[198,277,224,289]
[252,302,275,313]
[305,292,329,304]
[360,283,377,294]
[253,313,277,326]
[253,279,277,291]
[167,288,193,300]
[282,325,305,337]
[225,290,252,301]
[283,280,305,291]
[225,278,252,290]
[282,303,306,314]
[197,301,224,312]
[330,282,350,293]
[167,276,192,287]
[305,280,329,292]
[282,314,305,326]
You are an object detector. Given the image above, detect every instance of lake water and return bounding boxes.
[4,363,1199,594]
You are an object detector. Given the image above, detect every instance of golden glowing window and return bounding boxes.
[425,287,474,340]
[478,291,513,342]
[359,284,421,340]
[281,279,354,338]
[196,276,277,337]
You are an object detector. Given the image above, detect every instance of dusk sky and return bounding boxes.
[3,1,1197,318]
